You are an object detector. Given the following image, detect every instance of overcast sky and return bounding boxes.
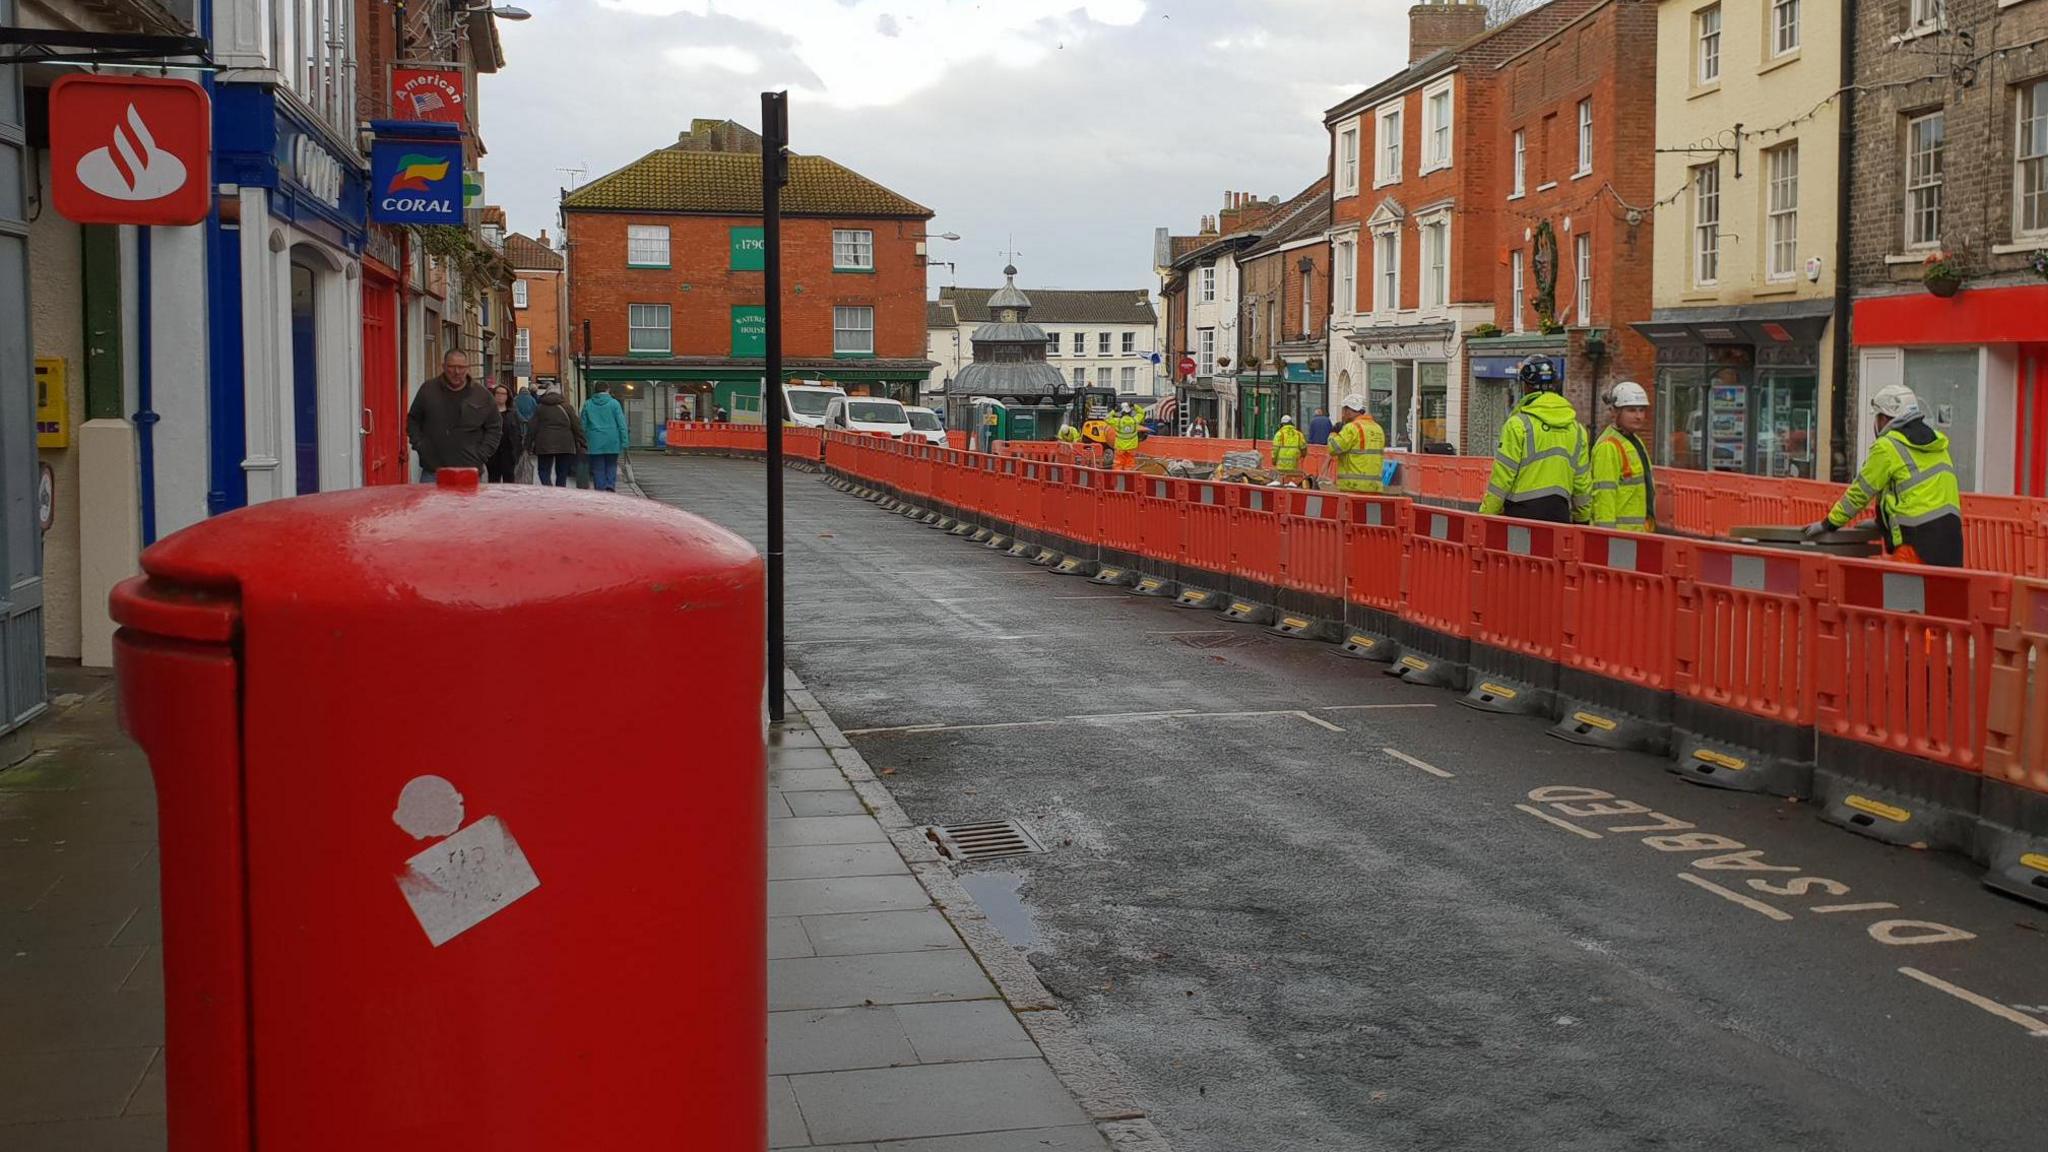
[479,0,1417,294]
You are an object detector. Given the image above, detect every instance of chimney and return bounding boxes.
[538,228,550,245]
[1409,0,1488,64]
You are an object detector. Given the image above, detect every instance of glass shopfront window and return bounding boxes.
[1367,362,1397,440]
[1653,342,1819,476]
[1418,361,1448,448]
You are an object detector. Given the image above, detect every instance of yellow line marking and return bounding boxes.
[1810,902,1899,915]
[1898,967,2048,1037]
[1515,803,1601,839]
[1383,747,1454,778]
[1677,873,1793,921]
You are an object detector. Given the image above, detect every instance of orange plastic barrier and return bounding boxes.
[1183,481,1232,588]
[1391,506,1478,687]
[1461,517,1570,714]
[1097,471,1143,572]
[1278,490,1346,618]
[1227,485,1284,602]
[1987,579,2048,795]
[1136,476,1184,576]
[1672,541,1825,729]
[1056,465,1103,554]
[1342,496,1408,619]
[1561,528,1677,694]
[1814,559,2009,773]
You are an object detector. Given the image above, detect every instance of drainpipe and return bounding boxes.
[135,229,157,544]
[1830,0,1857,483]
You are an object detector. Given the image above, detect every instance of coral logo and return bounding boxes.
[387,154,451,194]
[50,75,210,226]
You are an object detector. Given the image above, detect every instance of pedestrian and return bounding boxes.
[1109,402,1144,470]
[514,384,538,423]
[1307,407,1333,446]
[1804,384,1962,566]
[1589,381,1655,533]
[530,386,585,487]
[1478,357,1591,524]
[1327,393,1386,493]
[405,350,500,481]
[580,381,631,492]
[1272,413,1306,476]
[1189,417,1211,438]
[485,385,524,483]
[715,405,730,422]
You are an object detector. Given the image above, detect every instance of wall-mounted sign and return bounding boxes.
[392,67,468,124]
[34,358,68,448]
[49,75,210,226]
[369,137,464,225]
[730,227,765,271]
[732,306,767,357]
[282,131,346,210]
[464,169,485,209]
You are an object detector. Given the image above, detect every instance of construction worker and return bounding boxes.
[1328,393,1386,493]
[1109,402,1144,470]
[1056,421,1082,445]
[1589,381,1655,532]
[1272,414,1307,476]
[1804,383,1962,566]
[1478,356,1592,523]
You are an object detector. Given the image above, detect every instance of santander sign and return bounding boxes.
[51,76,210,227]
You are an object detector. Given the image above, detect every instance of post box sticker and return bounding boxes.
[393,774,541,947]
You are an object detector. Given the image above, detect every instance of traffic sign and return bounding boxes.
[50,75,210,227]
[1178,356,1197,379]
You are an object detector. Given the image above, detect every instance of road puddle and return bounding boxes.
[957,870,1041,949]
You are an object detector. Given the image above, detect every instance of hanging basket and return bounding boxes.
[1925,274,1962,298]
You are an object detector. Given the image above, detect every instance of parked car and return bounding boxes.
[823,396,914,439]
[904,405,949,446]
[783,383,847,428]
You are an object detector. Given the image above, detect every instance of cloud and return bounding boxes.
[481,2,1411,293]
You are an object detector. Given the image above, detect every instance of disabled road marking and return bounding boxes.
[1898,967,2048,1037]
[1514,803,1602,839]
[1382,747,1453,779]
[1677,873,1794,922]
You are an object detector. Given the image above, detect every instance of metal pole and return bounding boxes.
[763,91,789,722]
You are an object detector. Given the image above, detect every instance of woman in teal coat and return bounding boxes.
[579,382,631,492]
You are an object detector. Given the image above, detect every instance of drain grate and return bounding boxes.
[1169,631,1257,650]
[926,820,1046,862]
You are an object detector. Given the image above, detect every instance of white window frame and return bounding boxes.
[515,329,531,364]
[627,225,671,268]
[628,303,671,354]
[1373,229,1400,316]
[1574,232,1592,323]
[1772,0,1800,57]
[831,229,874,270]
[1766,143,1799,281]
[1197,327,1216,377]
[1421,79,1454,174]
[1200,265,1217,303]
[1512,130,1527,197]
[1121,366,1136,390]
[1576,100,1593,176]
[1121,331,1136,354]
[1072,367,1087,387]
[1338,124,1360,195]
[1907,111,1945,249]
[1336,238,1358,318]
[2020,79,2048,239]
[1697,5,1722,86]
[1911,0,1943,32]
[512,279,528,309]
[1692,162,1721,287]
[832,306,875,355]
[1300,267,1312,336]
[1073,331,1088,355]
[1375,104,1404,186]
[1510,249,1526,333]
[1098,331,1112,356]
[1420,215,1450,311]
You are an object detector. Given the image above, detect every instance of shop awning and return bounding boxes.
[1852,283,2048,347]
[1631,300,1832,347]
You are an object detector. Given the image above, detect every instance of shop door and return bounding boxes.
[2019,345,2048,496]
[1904,348,1981,491]
[360,282,399,485]
[0,15,45,741]
[1468,378,1511,457]
[290,262,319,494]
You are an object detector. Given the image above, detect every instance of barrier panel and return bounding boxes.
[1339,496,1408,660]
[1134,476,1185,594]
[1180,482,1232,605]
[1669,540,1828,796]
[1390,453,1488,506]
[1463,517,1569,716]
[1392,506,1478,688]
[1225,486,1284,616]
[1555,528,1678,752]
[1958,493,2047,577]
[1277,489,1346,633]
[1984,578,2048,899]
[1095,471,1144,578]
[1811,559,2009,852]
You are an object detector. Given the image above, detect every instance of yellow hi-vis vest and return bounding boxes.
[1828,422,1963,555]
[1478,391,1592,523]
[1109,413,1143,452]
[1589,425,1653,532]
[1272,424,1307,472]
[1329,415,1385,493]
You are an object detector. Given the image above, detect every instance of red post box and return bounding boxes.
[111,470,766,1151]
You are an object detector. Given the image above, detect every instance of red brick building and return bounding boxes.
[1325,0,1604,453]
[1236,177,1334,433]
[506,232,568,393]
[562,119,936,443]
[1478,0,1658,427]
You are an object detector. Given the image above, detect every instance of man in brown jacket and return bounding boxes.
[407,350,501,481]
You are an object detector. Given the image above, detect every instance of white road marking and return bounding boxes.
[1145,629,1240,636]
[843,707,1351,738]
[1810,902,1899,915]
[1319,703,1439,711]
[1676,872,1794,922]
[1296,711,1345,733]
[1514,803,1602,839]
[1898,967,2048,1037]
[986,634,1056,641]
[1382,747,1453,778]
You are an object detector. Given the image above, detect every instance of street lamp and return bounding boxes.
[465,4,532,19]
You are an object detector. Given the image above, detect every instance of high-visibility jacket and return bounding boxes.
[1589,425,1654,532]
[1109,413,1143,453]
[1328,414,1385,493]
[1057,424,1081,444]
[1827,418,1963,566]
[1478,391,1592,523]
[1272,424,1307,472]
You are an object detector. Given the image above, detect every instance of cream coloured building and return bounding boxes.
[1640,0,1843,480]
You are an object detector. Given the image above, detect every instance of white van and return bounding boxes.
[783,383,847,427]
[903,405,949,446]
[822,395,913,439]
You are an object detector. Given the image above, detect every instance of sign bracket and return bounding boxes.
[0,28,218,69]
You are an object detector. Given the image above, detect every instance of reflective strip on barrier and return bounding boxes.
[1228,484,1283,591]
[1344,496,1407,614]
[1472,517,1565,663]
[1400,505,1475,639]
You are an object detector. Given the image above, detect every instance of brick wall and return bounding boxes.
[565,213,929,359]
[515,266,564,378]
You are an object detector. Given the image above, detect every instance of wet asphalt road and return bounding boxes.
[639,454,2048,1152]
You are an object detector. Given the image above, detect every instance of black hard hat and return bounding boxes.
[1517,356,1561,391]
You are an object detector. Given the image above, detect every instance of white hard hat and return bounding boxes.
[1281,414,1294,424]
[1342,393,1366,412]
[1872,383,1921,421]
[1608,381,1650,408]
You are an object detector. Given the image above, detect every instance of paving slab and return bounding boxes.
[769,1075,809,1148]
[872,1129,1109,1152]
[895,1001,1042,1064]
[769,917,815,960]
[770,767,852,792]
[769,876,933,918]
[767,815,890,847]
[800,908,964,957]
[769,748,843,771]
[788,1060,1092,1145]
[767,1006,918,1075]
[784,790,869,818]
[768,950,996,1011]
[768,842,908,881]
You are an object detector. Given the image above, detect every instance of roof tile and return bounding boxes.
[563,147,932,217]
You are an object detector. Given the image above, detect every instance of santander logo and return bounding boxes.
[75,104,188,202]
